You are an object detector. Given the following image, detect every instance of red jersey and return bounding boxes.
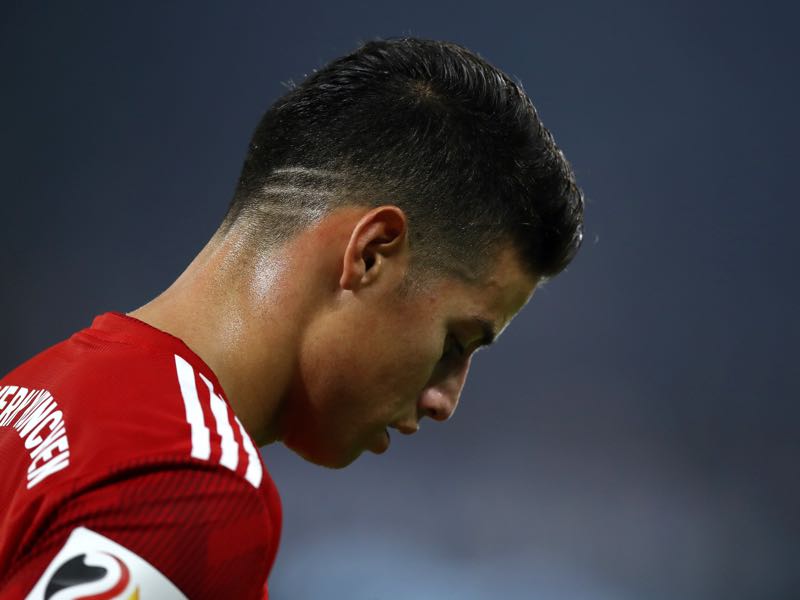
[0,312,282,599]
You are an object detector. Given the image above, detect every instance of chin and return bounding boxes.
[283,438,363,469]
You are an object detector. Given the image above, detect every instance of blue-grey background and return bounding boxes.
[1,2,798,599]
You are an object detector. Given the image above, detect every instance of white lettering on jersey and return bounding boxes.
[0,384,71,489]
[25,526,188,600]
[172,355,263,488]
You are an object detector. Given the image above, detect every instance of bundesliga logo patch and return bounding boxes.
[42,551,138,599]
[26,528,187,599]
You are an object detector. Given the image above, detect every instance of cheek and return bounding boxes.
[386,334,444,399]
[302,298,444,413]
[387,314,446,389]
[353,313,433,385]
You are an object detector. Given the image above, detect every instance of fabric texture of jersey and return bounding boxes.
[0,312,282,599]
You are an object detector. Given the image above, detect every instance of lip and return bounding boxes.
[390,422,420,435]
[370,428,390,454]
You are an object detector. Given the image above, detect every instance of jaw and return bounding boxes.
[281,430,364,470]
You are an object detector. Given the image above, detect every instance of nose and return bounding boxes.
[418,387,458,422]
[418,357,471,422]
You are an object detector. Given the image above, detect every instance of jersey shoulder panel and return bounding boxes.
[2,463,276,600]
[0,314,281,586]
[0,318,266,491]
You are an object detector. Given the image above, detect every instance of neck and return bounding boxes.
[127,227,310,446]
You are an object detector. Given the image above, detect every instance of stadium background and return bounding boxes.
[1,2,797,598]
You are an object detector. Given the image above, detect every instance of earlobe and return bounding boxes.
[339,205,407,291]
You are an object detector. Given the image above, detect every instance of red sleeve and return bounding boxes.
[1,462,274,600]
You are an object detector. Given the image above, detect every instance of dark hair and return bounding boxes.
[221,37,584,281]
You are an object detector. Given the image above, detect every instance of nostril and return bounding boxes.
[426,408,446,422]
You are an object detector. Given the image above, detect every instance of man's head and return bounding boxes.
[220,37,583,286]
[209,38,583,467]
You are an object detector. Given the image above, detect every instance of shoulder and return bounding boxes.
[1,317,282,597]
[1,326,272,508]
[4,462,277,600]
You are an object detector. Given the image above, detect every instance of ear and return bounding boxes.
[340,205,407,291]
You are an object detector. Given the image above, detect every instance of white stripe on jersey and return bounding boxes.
[173,353,263,488]
[235,415,263,488]
[199,372,239,472]
[173,355,211,460]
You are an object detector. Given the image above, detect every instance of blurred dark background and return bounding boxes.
[1,1,798,598]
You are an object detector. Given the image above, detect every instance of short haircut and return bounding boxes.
[220,37,584,282]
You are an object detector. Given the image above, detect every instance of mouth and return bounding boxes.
[369,428,390,454]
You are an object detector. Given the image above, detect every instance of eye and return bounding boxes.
[441,333,465,362]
